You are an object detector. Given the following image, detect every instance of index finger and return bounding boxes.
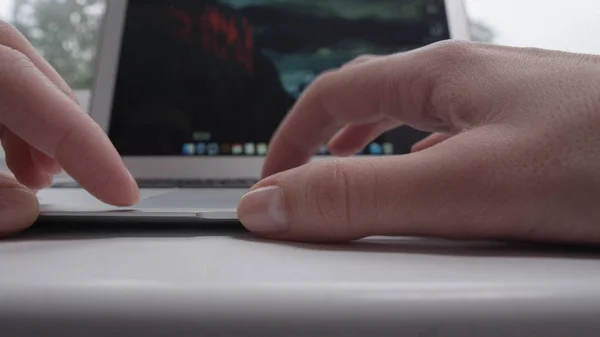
[0,46,139,206]
[262,41,469,178]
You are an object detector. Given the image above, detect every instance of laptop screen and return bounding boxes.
[108,0,451,157]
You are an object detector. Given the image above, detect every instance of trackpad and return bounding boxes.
[136,188,247,211]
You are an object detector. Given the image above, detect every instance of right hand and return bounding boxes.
[238,40,600,244]
[0,21,139,236]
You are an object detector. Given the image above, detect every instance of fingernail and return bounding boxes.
[47,174,56,187]
[238,186,289,234]
[50,166,63,175]
[127,170,141,201]
[127,169,136,184]
[34,174,54,190]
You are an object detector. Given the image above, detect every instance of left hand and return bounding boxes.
[0,21,139,236]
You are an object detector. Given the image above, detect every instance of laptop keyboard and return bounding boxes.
[52,178,259,189]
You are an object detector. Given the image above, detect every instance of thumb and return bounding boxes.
[238,130,539,243]
[0,172,39,237]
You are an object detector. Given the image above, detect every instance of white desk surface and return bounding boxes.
[1,223,599,337]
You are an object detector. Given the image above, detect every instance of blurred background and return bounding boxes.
[0,0,599,159]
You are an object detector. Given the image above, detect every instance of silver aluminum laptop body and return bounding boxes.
[37,0,470,222]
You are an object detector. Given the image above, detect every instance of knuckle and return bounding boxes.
[0,45,35,93]
[427,39,477,61]
[310,69,337,92]
[422,40,482,130]
[0,20,20,43]
[429,76,472,131]
[1,45,30,64]
[303,69,338,113]
[0,20,78,104]
[0,46,35,98]
[351,54,372,62]
[0,44,34,72]
[344,54,376,67]
[0,171,22,189]
[306,160,354,231]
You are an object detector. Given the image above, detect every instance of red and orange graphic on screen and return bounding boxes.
[167,4,254,74]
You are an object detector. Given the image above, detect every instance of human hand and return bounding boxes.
[0,21,139,236]
[238,40,600,244]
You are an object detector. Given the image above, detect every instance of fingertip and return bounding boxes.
[64,166,140,207]
[129,179,141,205]
[54,125,140,207]
[0,187,39,236]
[123,172,141,206]
[30,147,63,175]
[410,137,430,153]
[238,185,290,236]
[327,146,359,158]
[97,175,140,207]
[411,133,453,153]
[410,142,424,153]
[242,159,378,243]
[122,169,141,206]
[2,130,56,190]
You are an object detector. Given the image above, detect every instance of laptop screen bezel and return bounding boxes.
[89,0,471,179]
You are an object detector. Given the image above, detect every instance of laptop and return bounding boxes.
[36,0,470,222]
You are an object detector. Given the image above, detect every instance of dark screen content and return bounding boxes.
[108,0,451,156]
